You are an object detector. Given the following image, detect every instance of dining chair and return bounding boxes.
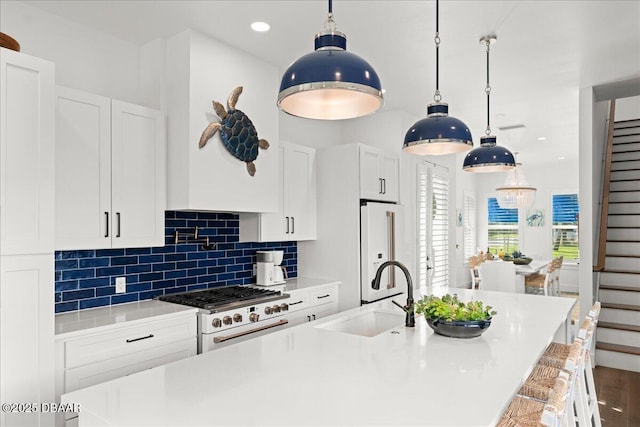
[469,255,482,290]
[552,256,564,296]
[524,260,556,296]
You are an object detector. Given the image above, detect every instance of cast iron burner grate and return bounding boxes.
[158,285,286,311]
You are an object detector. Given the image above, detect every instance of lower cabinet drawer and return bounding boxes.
[64,337,196,393]
[64,315,196,369]
[309,286,338,305]
[286,290,309,312]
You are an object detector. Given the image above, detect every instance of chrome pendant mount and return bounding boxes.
[462,35,516,172]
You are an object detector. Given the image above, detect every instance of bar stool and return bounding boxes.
[497,374,570,427]
[533,308,601,427]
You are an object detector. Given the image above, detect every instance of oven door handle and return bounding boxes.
[213,319,289,343]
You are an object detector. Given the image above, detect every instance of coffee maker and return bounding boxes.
[256,250,286,286]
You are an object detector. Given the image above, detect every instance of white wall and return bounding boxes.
[279,113,342,149]
[615,95,640,121]
[0,1,142,105]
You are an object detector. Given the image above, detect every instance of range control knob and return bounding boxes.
[249,313,260,322]
[212,318,222,328]
[233,313,243,323]
[264,306,272,315]
[223,316,233,325]
[272,305,281,313]
[280,303,289,311]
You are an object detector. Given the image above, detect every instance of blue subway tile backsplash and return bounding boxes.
[54,211,297,314]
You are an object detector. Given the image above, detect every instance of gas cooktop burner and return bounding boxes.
[158,285,288,312]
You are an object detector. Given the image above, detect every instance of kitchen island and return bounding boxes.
[62,289,575,426]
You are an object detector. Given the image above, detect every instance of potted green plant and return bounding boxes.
[414,294,496,338]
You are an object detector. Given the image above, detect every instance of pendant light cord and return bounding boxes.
[325,0,335,30]
[485,39,492,136]
[434,0,441,102]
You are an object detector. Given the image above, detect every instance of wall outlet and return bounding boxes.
[115,277,126,294]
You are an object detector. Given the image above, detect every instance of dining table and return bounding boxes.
[480,259,551,293]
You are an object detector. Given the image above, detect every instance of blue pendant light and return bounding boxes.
[462,35,515,172]
[277,0,383,120]
[403,0,473,156]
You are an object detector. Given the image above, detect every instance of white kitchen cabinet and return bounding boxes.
[286,283,339,327]
[55,86,166,250]
[359,144,399,202]
[0,48,55,255]
[240,142,316,242]
[55,302,197,427]
[0,48,55,427]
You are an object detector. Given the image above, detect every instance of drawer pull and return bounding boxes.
[316,294,331,299]
[126,334,154,343]
[289,300,304,306]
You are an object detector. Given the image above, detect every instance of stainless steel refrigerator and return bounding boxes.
[360,201,407,304]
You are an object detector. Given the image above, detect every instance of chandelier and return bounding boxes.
[496,158,536,209]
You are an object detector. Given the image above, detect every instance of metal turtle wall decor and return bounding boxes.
[199,86,269,176]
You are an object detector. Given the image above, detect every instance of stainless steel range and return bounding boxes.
[159,286,290,353]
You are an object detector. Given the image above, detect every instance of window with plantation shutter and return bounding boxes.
[463,193,476,261]
[487,197,519,254]
[417,163,449,291]
[552,193,579,260]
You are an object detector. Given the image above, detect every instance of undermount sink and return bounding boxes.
[315,310,405,337]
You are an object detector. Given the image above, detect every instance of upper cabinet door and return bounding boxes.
[55,87,111,250]
[358,145,399,203]
[54,88,166,250]
[111,100,166,249]
[0,48,55,255]
[257,145,286,241]
[379,151,399,202]
[285,144,316,240]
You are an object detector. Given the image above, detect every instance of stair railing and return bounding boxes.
[594,99,616,274]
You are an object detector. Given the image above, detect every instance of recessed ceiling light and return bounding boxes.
[537,136,547,141]
[558,156,565,160]
[251,22,270,32]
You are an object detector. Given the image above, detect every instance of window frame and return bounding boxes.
[550,191,580,262]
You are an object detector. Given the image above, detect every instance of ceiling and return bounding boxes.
[24,0,640,166]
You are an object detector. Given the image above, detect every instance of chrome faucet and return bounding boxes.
[371,260,415,327]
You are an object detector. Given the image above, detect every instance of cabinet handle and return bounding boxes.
[116,212,121,237]
[312,314,316,320]
[285,216,290,234]
[126,334,154,343]
[104,212,109,238]
[291,217,295,234]
[316,294,331,299]
[382,178,386,194]
[307,315,311,322]
[379,177,383,194]
[289,300,304,306]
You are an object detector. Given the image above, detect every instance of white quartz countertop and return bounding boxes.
[55,300,198,339]
[62,289,575,427]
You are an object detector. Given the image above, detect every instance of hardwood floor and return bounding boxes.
[593,366,640,427]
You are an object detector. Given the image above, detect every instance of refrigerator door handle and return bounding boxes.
[386,210,396,289]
